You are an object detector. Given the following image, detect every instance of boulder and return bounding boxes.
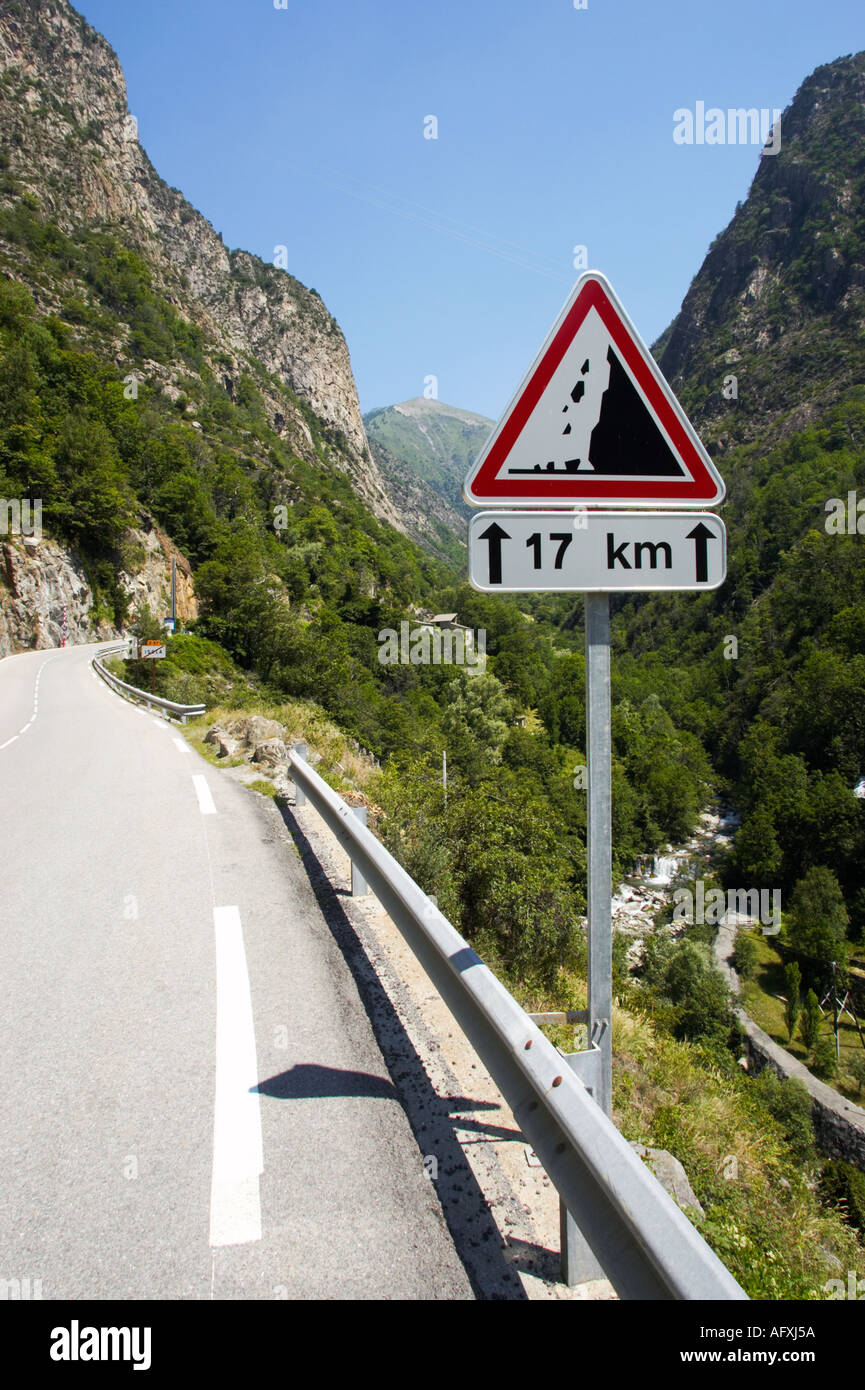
[251,738,288,770]
[204,726,239,758]
[630,1143,705,1218]
[229,716,286,750]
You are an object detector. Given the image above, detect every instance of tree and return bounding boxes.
[734,931,759,981]
[784,960,802,1042]
[813,1035,838,1080]
[799,988,822,1053]
[732,803,783,882]
[847,1052,865,1098]
[661,941,735,1043]
[788,866,850,967]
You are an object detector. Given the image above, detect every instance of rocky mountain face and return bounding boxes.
[655,52,865,461]
[0,0,397,522]
[0,519,196,659]
[0,534,98,654]
[364,398,494,519]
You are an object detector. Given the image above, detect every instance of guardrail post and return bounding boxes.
[351,807,368,896]
[293,743,307,806]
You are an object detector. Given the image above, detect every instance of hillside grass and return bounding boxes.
[741,932,865,1102]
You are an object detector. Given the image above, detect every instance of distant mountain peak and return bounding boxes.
[389,397,495,428]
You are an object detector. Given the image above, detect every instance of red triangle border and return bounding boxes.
[466,276,724,505]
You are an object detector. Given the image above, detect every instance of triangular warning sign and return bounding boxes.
[464,272,725,507]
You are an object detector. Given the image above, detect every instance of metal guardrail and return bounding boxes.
[92,644,205,724]
[288,743,748,1301]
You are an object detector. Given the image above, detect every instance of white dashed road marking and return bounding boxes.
[209,906,263,1247]
[173,738,191,755]
[1,653,57,752]
[192,775,217,816]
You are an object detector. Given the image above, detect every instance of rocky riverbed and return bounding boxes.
[583,807,741,969]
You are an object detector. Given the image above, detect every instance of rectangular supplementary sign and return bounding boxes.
[468,510,726,593]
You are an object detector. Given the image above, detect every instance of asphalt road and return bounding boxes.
[0,643,473,1300]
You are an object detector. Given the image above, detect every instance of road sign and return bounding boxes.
[463,271,725,508]
[469,510,726,592]
[140,642,166,659]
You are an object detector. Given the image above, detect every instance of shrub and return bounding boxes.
[820,1160,865,1231]
[753,1071,815,1163]
[661,940,735,1044]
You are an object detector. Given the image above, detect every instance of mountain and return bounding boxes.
[617,51,865,932]
[655,52,865,460]
[0,0,397,520]
[364,398,494,519]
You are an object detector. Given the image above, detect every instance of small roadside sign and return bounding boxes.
[463,271,725,508]
[468,510,726,592]
[140,642,166,659]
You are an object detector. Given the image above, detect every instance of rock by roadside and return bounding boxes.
[630,1143,705,1219]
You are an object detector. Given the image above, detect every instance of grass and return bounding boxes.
[246,778,278,799]
[183,695,378,802]
[740,932,865,1103]
[468,948,865,1298]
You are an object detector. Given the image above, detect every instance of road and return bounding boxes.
[0,643,473,1299]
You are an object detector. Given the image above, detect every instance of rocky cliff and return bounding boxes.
[0,535,98,654]
[0,0,395,522]
[0,520,197,659]
[656,52,865,459]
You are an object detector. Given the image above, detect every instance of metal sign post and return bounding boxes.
[585,592,613,1118]
[559,592,613,1285]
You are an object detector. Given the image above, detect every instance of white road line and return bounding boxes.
[1,652,57,752]
[192,775,217,816]
[173,737,191,755]
[209,906,263,1247]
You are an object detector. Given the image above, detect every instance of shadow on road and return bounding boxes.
[256,1063,397,1101]
[275,798,530,1301]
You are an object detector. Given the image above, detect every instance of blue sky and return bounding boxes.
[76,0,865,421]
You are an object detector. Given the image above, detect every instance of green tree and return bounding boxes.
[813,1035,838,1080]
[660,941,735,1043]
[784,960,802,1042]
[847,1052,865,1098]
[788,866,850,967]
[799,989,822,1053]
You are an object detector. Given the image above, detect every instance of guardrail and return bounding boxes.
[92,644,206,724]
[288,743,747,1301]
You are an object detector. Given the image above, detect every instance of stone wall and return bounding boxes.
[741,1011,865,1170]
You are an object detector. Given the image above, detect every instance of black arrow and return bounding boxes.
[479,521,510,584]
[687,522,716,583]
